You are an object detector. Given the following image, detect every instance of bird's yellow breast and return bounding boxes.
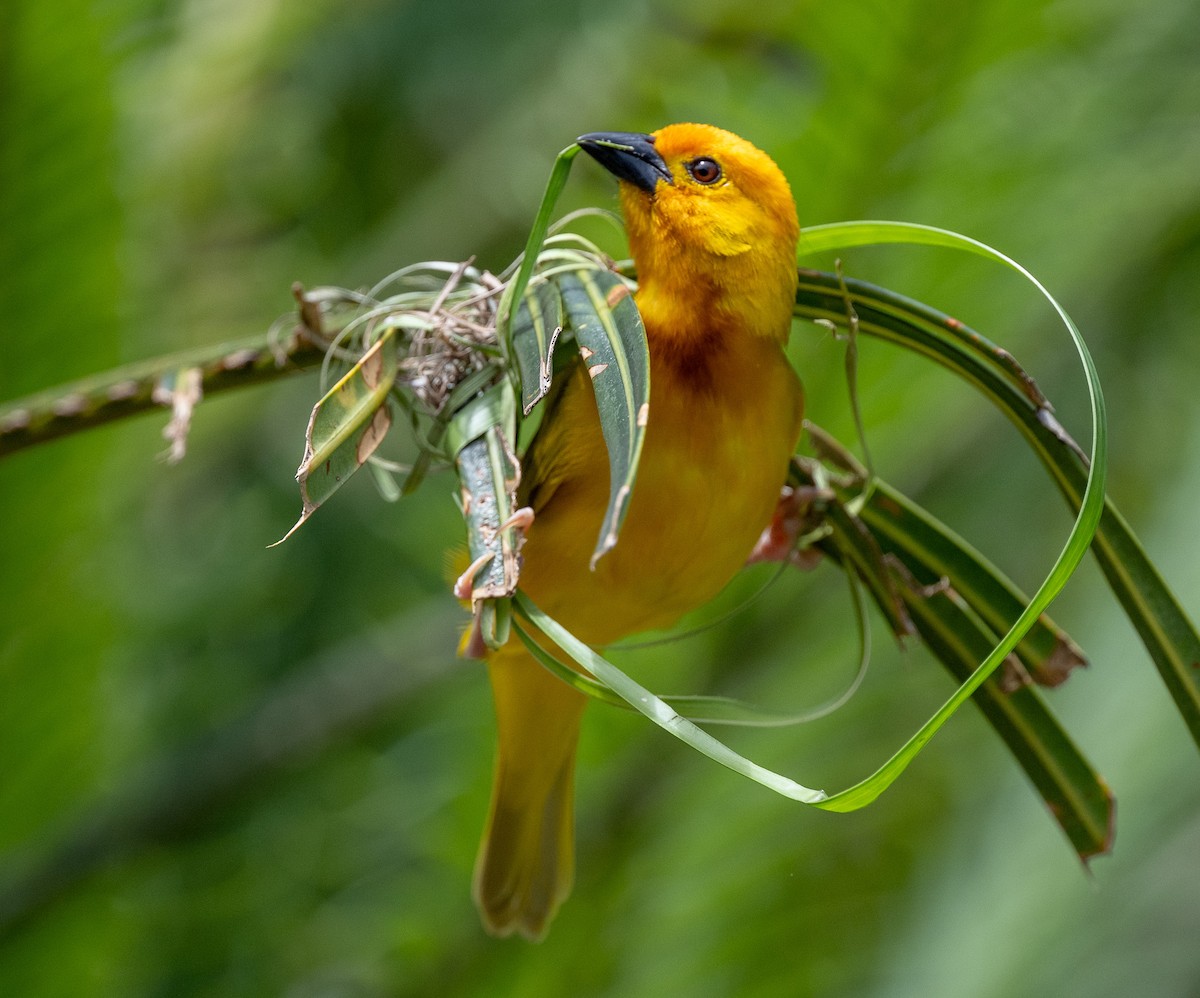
[516,317,803,646]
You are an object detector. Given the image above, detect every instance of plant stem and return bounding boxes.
[0,286,335,460]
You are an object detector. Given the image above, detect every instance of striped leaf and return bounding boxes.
[557,268,650,567]
[447,380,521,650]
[791,456,1109,859]
[275,330,398,544]
[860,477,1086,687]
[901,579,1114,860]
[795,260,1200,750]
[510,279,563,415]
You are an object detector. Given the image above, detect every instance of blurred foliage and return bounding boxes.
[2,0,1199,995]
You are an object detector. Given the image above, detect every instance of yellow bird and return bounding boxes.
[472,123,804,939]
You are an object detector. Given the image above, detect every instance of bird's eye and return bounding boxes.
[685,158,722,185]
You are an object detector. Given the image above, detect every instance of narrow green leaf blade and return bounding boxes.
[796,267,1200,750]
[792,222,1107,813]
[513,592,829,804]
[496,143,582,351]
[799,221,1081,410]
[274,331,398,543]
[901,581,1114,860]
[861,477,1086,687]
[789,456,1107,853]
[510,280,563,415]
[557,269,650,567]
[1088,501,1200,743]
[516,565,871,727]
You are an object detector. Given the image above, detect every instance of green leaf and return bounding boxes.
[1087,502,1200,745]
[515,566,871,728]
[787,453,1108,855]
[513,593,829,804]
[795,264,1200,750]
[792,222,1106,813]
[496,143,582,353]
[490,142,655,565]
[449,383,521,599]
[859,476,1086,687]
[899,580,1114,860]
[273,329,398,544]
[510,279,563,415]
[557,268,650,567]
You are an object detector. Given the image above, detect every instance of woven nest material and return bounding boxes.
[390,266,505,413]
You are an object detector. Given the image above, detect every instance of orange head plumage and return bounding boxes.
[578,123,800,348]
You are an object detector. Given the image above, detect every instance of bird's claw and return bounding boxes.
[453,552,495,601]
[498,506,535,535]
[452,507,536,601]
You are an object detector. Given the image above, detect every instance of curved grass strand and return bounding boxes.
[796,221,1107,811]
[517,222,1105,813]
[514,592,829,803]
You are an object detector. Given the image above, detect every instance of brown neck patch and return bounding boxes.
[647,319,730,397]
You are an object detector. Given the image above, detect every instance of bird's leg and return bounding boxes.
[459,614,490,660]
[746,485,826,569]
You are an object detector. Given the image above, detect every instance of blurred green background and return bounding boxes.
[2,0,1199,994]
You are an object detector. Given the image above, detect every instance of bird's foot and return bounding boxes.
[452,507,536,601]
[746,485,825,569]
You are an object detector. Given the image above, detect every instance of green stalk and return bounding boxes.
[495,144,582,358]
[0,326,327,459]
[0,285,349,460]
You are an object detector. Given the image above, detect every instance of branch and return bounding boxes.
[0,284,339,460]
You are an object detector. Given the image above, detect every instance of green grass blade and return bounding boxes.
[510,279,564,415]
[557,268,650,567]
[794,222,1107,812]
[899,582,1114,860]
[795,267,1200,749]
[789,454,1108,852]
[1086,502,1200,742]
[274,328,398,544]
[513,592,829,804]
[515,567,871,728]
[496,144,582,354]
[812,479,914,639]
[860,477,1086,687]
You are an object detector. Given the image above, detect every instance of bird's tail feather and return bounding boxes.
[472,643,588,941]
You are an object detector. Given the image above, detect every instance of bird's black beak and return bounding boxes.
[577,132,673,193]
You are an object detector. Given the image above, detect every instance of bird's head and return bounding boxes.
[578,123,800,345]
